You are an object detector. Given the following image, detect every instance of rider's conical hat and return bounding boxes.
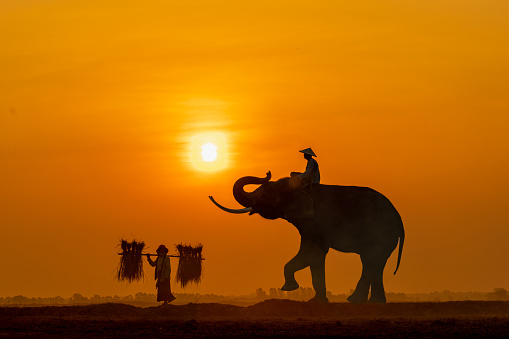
[299,148,317,157]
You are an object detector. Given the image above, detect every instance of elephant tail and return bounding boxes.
[393,227,405,275]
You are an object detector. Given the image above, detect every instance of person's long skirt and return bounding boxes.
[157,280,176,302]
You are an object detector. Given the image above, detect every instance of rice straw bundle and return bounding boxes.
[175,243,203,288]
[117,239,146,283]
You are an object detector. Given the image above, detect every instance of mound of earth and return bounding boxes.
[2,300,509,320]
[2,301,509,338]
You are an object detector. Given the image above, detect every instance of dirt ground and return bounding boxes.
[1,300,508,338]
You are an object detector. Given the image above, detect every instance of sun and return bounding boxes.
[189,132,228,171]
[201,142,217,162]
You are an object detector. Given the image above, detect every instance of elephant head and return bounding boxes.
[209,171,314,220]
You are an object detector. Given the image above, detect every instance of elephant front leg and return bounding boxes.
[308,245,329,303]
[281,240,310,291]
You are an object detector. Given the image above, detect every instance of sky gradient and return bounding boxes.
[1,0,509,298]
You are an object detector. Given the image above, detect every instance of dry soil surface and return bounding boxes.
[1,300,509,338]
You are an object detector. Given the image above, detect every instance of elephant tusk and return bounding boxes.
[208,196,253,214]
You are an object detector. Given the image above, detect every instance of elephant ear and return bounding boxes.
[283,188,314,220]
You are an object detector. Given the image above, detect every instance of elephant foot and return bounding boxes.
[368,295,387,304]
[347,293,368,304]
[308,295,329,304]
[281,279,299,291]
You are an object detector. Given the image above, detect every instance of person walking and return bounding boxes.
[147,245,176,305]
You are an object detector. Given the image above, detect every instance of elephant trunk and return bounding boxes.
[232,171,271,208]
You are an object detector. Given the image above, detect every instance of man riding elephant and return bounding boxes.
[291,147,320,189]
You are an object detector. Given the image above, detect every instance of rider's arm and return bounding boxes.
[298,159,314,180]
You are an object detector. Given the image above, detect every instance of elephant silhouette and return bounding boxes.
[210,171,404,304]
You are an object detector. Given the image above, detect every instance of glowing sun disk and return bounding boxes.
[189,132,228,172]
[201,143,217,162]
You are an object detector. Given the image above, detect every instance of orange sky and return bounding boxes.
[1,0,509,298]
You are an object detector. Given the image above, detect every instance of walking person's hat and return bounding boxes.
[156,245,169,254]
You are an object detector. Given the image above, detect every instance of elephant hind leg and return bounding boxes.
[348,253,388,304]
[368,259,388,304]
[347,267,370,304]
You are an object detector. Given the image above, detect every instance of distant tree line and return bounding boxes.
[255,287,509,303]
[1,288,508,306]
[0,293,157,306]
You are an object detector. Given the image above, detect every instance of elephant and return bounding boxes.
[209,171,405,304]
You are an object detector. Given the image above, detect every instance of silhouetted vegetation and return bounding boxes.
[175,243,203,288]
[1,288,508,306]
[117,239,146,283]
